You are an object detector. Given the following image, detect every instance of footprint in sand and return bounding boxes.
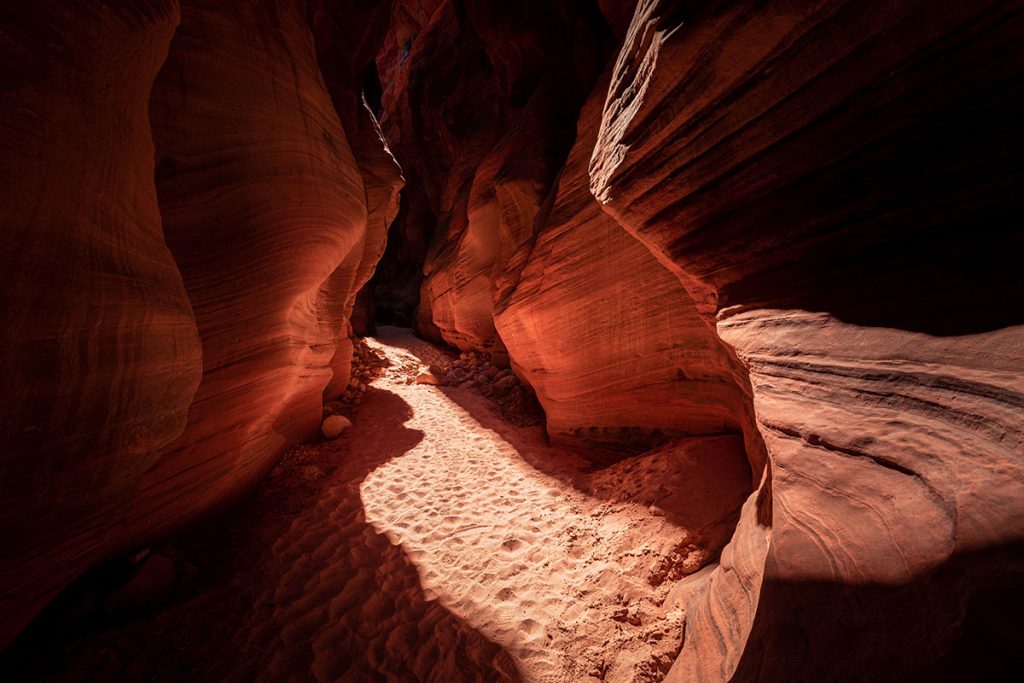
[518,619,543,637]
[500,538,524,552]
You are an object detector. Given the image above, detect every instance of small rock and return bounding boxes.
[415,371,442,385]
[611,606,629,622]
[321,415,352,439]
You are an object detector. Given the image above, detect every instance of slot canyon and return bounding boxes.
[1,0,1022,681]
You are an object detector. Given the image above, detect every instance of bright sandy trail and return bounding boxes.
[352,328,689,682]
[11,328,747,683]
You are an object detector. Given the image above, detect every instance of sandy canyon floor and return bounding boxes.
[7,327,751,683]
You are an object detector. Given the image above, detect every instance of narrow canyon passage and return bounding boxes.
[3,1,1022,680]
[356,328,747,681]
[7,328,749,683]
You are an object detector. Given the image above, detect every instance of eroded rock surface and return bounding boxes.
[0,0,201,646]
[2,0,1022,679]
[587,1,1024,679]
[375,0,1024,678]
[0,0,397,645]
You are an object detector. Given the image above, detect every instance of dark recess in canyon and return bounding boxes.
[1,0,1022,681]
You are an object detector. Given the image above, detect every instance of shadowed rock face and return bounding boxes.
[587,1,1024,680]
[0,0,201,648]
[0,0,398,646]
[377,0,1024,678]
[134,0,389,542]
[2,0,1023,678]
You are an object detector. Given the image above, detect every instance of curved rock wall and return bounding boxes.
[379,0,1024,678]
[493,69,755,451]
[2,0,1022,675]
[0,0,397,646]
[588,0,1024,679]
[0,0,201,647]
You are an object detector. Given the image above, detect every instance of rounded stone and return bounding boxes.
[321,415,352,439]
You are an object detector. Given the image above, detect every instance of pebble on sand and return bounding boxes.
[322,415,352,439]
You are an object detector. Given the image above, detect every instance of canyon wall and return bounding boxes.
[0,0,398,646]
[0,0,200,647]
[492,68,754,452]
[377,0,766,455]
[2,0,1022,676]
[380,0,1024,678]
[589,0,1024,680]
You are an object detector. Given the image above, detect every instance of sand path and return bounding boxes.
[354,328,694,682]
[11,327,752,683]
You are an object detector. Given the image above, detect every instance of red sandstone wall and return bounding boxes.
[1,1,1022,676]
[588,1,1024,679]
[0,0,398,646]
[379,0,1024,678]
[0,0,201,647]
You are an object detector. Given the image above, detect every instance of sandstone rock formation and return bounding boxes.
[0,0,397,646]
[375,0,1024,678]
[2,0,1022,679]
[0,0,201,647]
[586,1,1024,679]
[493,68,755,452]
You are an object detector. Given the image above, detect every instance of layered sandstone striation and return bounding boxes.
[588,0,1024,679]
[493,69,754,451]
[0,0,398,646]
[377,0,615,356]
[0,0,201,647]
[377,0,764,454]
[1,0,1022,677]
[378,0,1024,678]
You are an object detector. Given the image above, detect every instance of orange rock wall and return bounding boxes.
[0,0,398,647]
[588,1,1024,679]
[380,0,1024,678]
[0,0,200,647]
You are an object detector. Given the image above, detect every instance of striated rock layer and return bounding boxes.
[377,0,766,456]
[2,0,1022,677]
[377,1,616,353]
[493,68,756,453]
[131,0,398,551]
[588,0,1024,679]
[0,0,201,648]
[379,0,1024,678]
[0,0,399,646]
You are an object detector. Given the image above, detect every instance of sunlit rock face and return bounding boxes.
[376,0,762,454]
[493,68,756,452]
[1,0,1021,676]
[0,0,201,647]
[134,0,395,543]
[0,0,397,646]
[379,0,1024,677]
[589,0,1024,679]
[377,0,615,356]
